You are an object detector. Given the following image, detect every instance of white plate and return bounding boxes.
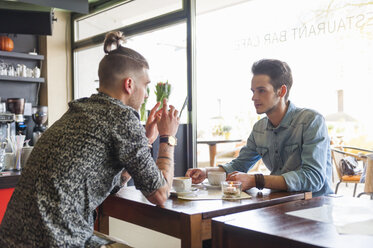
[202,181,221,189]
[170,187,199,197]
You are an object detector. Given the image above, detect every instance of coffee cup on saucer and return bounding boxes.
[172,177,192,193]
[207,172,226,186]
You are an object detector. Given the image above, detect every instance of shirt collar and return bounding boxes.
[266,100,296,130]
[93,92,140,120]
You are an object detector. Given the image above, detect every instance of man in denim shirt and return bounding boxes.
[187,59,333,197]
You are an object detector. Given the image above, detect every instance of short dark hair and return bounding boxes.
[251,59,293,101]
[98,31,149,87]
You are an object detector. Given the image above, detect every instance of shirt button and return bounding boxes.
[275,150,278,153]
[274,132,277,135]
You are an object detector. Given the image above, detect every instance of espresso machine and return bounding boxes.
[0,112,15,144]
[0,112,16,170]
[6,98,27,136]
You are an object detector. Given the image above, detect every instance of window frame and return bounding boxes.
[71,0,197,168]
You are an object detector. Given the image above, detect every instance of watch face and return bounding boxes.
[169,136,177,146]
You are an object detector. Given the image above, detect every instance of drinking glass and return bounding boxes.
[221,181,242,199]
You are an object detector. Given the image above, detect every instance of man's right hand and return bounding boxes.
[185,168,207,184]
[157,98,179,137]
[148,98,179,206]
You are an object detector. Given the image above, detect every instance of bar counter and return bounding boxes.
[0,171,21,223]
[0,171,21,189]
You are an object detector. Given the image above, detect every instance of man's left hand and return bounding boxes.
[145,102,162,144]
[226,172,255,191]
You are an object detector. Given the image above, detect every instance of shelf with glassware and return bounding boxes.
[0,50,44,83]
[0,51,44,60]
[0,75,44,83]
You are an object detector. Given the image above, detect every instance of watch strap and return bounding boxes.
[159,135,177,146]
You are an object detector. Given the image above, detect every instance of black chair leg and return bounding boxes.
[353,183,357,197]
[335,181,341,194]
[357,192,373,200]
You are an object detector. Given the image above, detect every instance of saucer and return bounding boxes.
[202,181,221,189]
[171,187,198,197]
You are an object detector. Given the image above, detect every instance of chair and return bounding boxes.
[331,146,373,197]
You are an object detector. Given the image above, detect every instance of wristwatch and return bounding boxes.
[160,135,177,146]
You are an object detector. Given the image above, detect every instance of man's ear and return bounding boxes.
[123,78,134,94]
[278,84,287,98]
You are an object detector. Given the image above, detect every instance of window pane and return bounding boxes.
[75,0,182,41]
[73,23,187,123]
[126,23,187,123]
[74,44,102,99]
[196,0,373,166]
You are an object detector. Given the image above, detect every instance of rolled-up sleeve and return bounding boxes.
[112,112,166,196]
[282,114,329,193]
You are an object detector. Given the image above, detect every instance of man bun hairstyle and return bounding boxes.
[251,59,293,101]
[103,31,126,54]
[99,31,149,88]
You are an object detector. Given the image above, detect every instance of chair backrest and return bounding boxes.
[331,146,373,179]
[331,148,345,180]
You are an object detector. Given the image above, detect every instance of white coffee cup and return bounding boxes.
[208,171,227,186]
[172,177,192,192]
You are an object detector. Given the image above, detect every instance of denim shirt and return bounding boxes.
[222,101,333,197]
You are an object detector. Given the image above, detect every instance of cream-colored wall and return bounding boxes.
[40,10,72,125]
[110,217,180,248]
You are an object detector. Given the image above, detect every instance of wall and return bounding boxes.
[40,10,72,125]
[110,218,180,248]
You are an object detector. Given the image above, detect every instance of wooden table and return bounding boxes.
[97,186,311,248]
[197,139,242,166]
[212,196,373,248]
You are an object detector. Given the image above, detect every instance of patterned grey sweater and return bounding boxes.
[0,93,165,247]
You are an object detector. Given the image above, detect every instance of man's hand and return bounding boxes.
[145,102,162,144]
[185,168,207,184]
[226,172,255,191]
[157,98,179,137]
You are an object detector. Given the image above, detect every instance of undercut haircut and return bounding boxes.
[98,31,149,88]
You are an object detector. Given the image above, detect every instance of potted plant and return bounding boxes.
[155,81,171,108]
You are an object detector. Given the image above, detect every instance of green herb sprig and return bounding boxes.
[155,81,171,108]
[140,86,150,121]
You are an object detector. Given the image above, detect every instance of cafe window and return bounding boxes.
[73,23,188,123]
[74,0,183,41]
[195,0,373,166]
[125,24,188,123]
[73,45,101,99]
